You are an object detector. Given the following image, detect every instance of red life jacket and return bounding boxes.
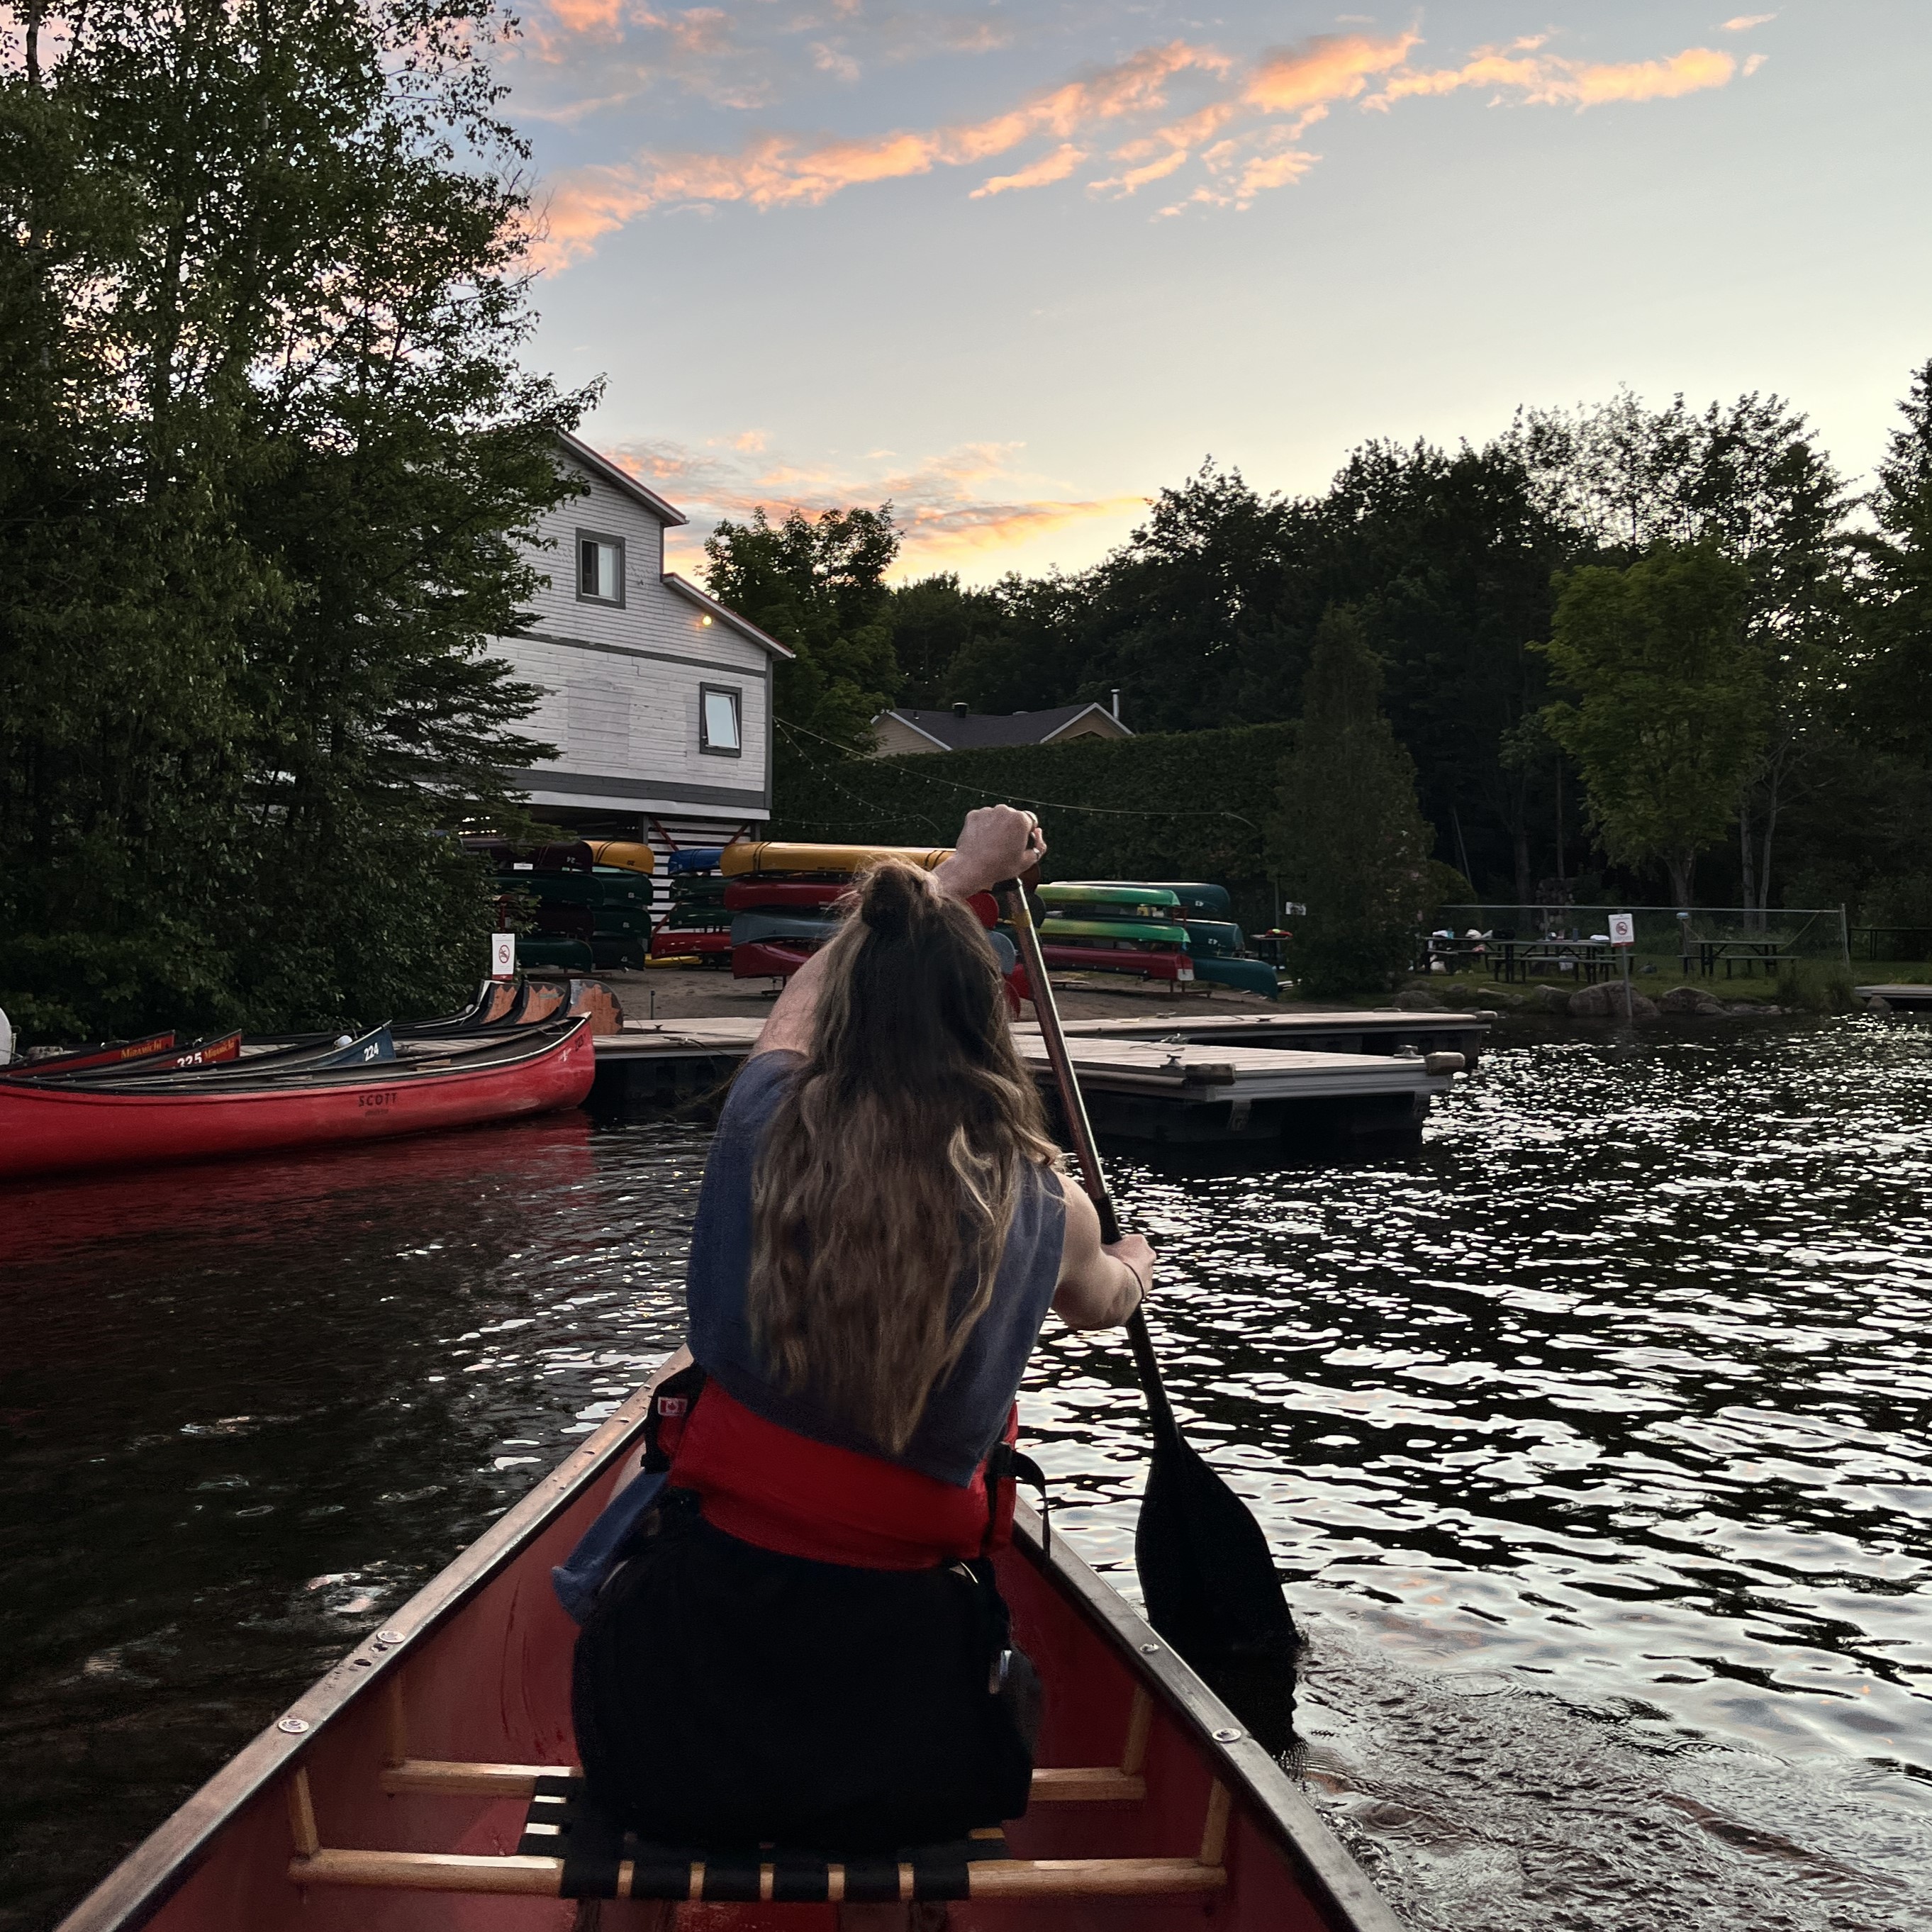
[660,1375,1036,1571]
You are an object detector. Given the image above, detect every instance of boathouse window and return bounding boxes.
[576,532,625,606]
[700,684,742,756]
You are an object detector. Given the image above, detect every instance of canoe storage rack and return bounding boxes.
[284,1675,1232,1904]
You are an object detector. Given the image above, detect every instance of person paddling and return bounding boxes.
[571,806,1154,1895]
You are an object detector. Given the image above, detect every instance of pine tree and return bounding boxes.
[1858,359,1932,759]
[1270,607,1434,996]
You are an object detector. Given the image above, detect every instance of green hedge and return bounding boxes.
[774,724,1293,932]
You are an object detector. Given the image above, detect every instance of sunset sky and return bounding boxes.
[502,2,1931,582]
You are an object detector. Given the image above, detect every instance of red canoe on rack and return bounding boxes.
[0,1018,596,1183]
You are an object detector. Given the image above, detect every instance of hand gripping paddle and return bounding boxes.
[996,863,1300,1675]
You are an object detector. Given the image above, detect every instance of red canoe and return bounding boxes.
[1,1029,177,1079]
[0,1018,596,1183]
[55,1386,1401,1932]
[1042,943,1196,983]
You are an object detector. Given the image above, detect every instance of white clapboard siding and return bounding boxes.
[490,441,783,822]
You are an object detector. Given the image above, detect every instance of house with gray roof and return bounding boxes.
[869,698,1132,758]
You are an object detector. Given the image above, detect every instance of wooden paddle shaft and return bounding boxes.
[997,878,1178,1448]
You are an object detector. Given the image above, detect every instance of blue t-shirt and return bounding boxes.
[686,1050,1067,1486]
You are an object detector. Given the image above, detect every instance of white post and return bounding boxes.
[1609,912,1636,1020]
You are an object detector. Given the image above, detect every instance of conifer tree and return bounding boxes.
[1270,607,1434,995]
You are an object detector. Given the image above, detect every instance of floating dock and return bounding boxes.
[593,1008,1488,1149]
[1036,1008,1491,1068]
[1857,984,1932,1012]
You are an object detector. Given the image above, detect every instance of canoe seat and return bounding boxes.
[284,1686,1232,1902]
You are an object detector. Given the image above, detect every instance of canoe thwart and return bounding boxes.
[378,1755,1146,1804]
[289,1754,1220,1903]
[287,1845,1227,1902]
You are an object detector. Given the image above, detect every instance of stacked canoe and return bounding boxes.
[1037,881,1280,997]
[478,839,659,974]
[650,849,732,967]
[720,842,1015,985]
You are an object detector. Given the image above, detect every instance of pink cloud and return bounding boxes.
[971,143,1085,200]
[593,433,1145,577]
[527,26,1759,270]
[1374,43,1741,111]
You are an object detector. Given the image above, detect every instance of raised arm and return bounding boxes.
[750,806,1044,1060]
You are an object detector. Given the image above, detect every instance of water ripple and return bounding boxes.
[2,1017,1929,1928]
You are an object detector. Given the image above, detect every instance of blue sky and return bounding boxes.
[500,3,1932,581]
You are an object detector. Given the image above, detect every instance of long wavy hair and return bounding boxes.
[747,859,1059,1454]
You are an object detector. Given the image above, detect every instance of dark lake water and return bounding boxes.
[4,1016,1930,1930]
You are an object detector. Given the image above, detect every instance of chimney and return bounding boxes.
[1110,688,1121,722]
[952,700,968,717]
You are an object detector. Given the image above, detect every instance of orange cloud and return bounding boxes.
[1374,43,1739,111]
[528,27,1757,270]
[545,0,622,35]
[533,40,1222,266]
[1246,30,1419,115]
[971,143,1085,199]
[1722,13,1775,29]
[595,435,1145,579]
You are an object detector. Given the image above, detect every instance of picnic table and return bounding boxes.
[1697,939,1792,978]
[1488,938,1616,985]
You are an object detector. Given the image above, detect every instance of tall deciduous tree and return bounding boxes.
[1269,607,1434,995]
[0,0,586,1042]
[1512,388,1848,912]
[1539,544,1767,908]
[703,506,900,766]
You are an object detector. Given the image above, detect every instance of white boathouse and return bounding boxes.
[493,432,790,866]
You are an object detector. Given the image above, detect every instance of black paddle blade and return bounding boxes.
[1136,1437,1300,1670]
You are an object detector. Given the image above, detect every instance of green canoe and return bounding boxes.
[1036,884,1180,919]
[1181,920,1246,959]
[1039,915,1190,949]
[1079,880,1232,917]
[1190,956,1280,997]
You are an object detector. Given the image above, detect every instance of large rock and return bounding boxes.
[1391,988,1444,1010]
[1529,983,1573,1015]
[1568,983,1657,1020]
[1658,984,1726,1016]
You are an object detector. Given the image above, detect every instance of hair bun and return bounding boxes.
[859,860,928,941]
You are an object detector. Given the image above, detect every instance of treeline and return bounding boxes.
[711,380,1932,928]
[0,0,583,1041]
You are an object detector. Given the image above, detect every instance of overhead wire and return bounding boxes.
[774,717,1260,833]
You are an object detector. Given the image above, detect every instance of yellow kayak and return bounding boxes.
[722,841,955,877]
[582,840,656,876]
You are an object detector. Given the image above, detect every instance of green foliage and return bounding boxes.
[1782,958,1856,1015]
[772,722,1297,931]
[887,573,1006,708]
[1267,608,1435,996]
[1539,545,1768,908]
[703,505,900,754]
[0,0,586,1043]
[1854,359,1932,760]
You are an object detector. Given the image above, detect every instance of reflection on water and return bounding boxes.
[3,1017,1930,1929]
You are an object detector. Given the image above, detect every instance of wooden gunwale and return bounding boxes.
[55,1377,1401,1932]
[26,1018,588,1099]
